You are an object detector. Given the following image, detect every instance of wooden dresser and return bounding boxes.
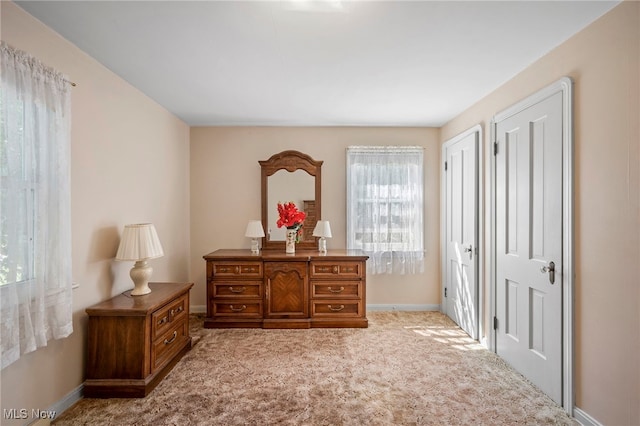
[84,282,193,398]
[203,249,368,328]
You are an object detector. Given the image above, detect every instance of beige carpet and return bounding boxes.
[53,312,575,425]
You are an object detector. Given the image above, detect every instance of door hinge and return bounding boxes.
[444,161,448,171]
[444,287,448,298]
[493,141,498,156]
[493,316,498,330]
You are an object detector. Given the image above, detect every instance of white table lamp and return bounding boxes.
[245,220,265,254]
[115,223,164,296]
[312,220,332,253]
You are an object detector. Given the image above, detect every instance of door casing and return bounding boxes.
[489,77,574,415]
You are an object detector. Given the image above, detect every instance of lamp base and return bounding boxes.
[130,260,152,296]
[318,237,327,253]
[250,238,260,254]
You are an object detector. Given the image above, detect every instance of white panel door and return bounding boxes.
[495,91,563,404]
[444,131,478,340]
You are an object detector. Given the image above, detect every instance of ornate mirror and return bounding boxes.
[260,150,322,251]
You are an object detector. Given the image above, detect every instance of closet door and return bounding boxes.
[443,128,479,340]
[495,89,564,405]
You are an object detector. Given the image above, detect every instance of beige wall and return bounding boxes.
[441,2,640,424]
[190,127,441,309]
[0,2,191,424]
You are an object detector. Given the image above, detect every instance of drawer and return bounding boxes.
[212,300,263,317]
[151,319,189,372]
[311,300,363,317]
[211,262,262,278]
[151,294,188,340]
[310,261,363,279]
[213,281,262,298]
[311,281,361,299]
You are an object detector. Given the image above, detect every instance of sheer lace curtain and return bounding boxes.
[1,42,73,369]
[346,146,425,275]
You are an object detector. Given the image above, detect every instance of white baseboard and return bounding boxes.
[190,305,206,314]
[573,407,603,426]
[191,305,440,314]
[367,304,440,311]
[32,384,83,425]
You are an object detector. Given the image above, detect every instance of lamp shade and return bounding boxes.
[312,220,332,238]
[245,220,265,238]
[115,223,164,261]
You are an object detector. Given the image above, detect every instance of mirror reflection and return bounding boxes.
[267,170,315,241]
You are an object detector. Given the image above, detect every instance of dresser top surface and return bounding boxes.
[86,282,194,316]
[203,249,368,261]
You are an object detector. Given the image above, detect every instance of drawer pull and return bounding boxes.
[229,304,247,312]
[229,286,246,293]
[157,316,168,326]
[328,286,345,293]
[328,304,345,312]
[164,331,178,345]
[332,266,339,274]
[235,266,240,274]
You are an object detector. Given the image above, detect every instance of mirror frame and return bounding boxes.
[260,150,323,251]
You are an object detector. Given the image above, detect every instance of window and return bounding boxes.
[1,41,73,369]
[1,99,36,287]
[346,146,424,274]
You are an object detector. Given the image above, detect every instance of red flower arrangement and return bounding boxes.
[276,202,306,231]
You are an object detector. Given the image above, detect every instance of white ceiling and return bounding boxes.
[17,0,619,127]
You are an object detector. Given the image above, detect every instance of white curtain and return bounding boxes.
[346,146,424,274]
[1,41,73,369]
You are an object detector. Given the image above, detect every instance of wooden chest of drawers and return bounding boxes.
[207,259,264,327]
[203,250,367,328]
[84,282,193,398]
[310,260,365,327]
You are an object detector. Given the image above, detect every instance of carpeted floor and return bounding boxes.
[53,311,576,425]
